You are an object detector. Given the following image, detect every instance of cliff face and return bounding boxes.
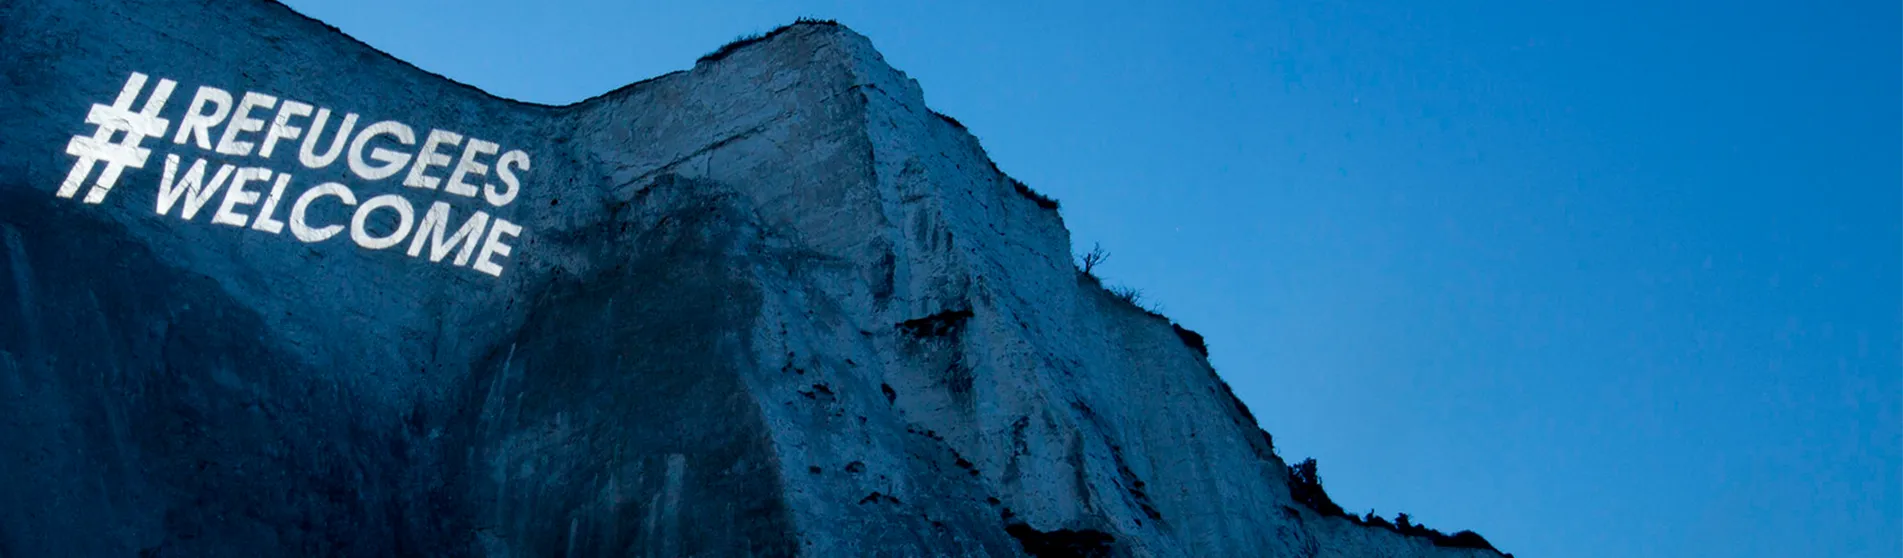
[0,1,1505,556]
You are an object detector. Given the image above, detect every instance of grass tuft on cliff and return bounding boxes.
[699,18,841,64]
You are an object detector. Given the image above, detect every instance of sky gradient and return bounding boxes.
[282,1,1902,555]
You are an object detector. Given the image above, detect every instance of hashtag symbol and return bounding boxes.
[57,72,177,204]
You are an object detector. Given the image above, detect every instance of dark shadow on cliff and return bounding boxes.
[0,186,461,557]
[446,174,797,556]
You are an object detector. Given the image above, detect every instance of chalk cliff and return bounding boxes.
[0,1,1508,556]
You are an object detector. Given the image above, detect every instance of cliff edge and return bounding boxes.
[0,1,1508,556]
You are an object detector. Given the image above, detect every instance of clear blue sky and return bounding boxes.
[282,1,1901,555]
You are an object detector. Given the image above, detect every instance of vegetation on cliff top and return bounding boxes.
[1288,457,1510,555]
[699,17,840,64]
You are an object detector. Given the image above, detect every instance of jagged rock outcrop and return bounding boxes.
[0,1,1508,556]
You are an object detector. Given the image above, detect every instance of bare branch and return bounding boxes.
[1079,242,1110,275]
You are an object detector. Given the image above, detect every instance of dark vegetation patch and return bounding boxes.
[1286,458,1346,517]
[1074,243,1208,356]
[1090,278,1164,319]
[1073,244,1167,318]
[1107,285,1144,307]
[1362,511,1394,529]
[1216,380,1260,431]
[1010,177,1061,210]
[1396,515,1497,552]
[933,110,967,130]
[1212,377,1275,459]
[1436,530,1506,553]
[1365,511,1506,555]
[1171,324,1207,357]
[1288,458,1510,556]
[699,33,764,64]
[698,18,839,64]
[925,107,1058,211]
[1003,523,1116,558]
[897,308,973,338]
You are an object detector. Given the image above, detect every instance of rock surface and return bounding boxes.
[0,1,1509,556]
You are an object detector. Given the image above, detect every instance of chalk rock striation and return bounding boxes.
[0,1,1507,556]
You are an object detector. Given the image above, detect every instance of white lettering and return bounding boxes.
[214,92,277,156]
[251,172,293,234]
[403,129,462,190]
[406,201,490,266]
[258,99,313,159]
[350,194,415,250]
[211,167,270,227]
[489,149,528,207]
[171,86,233,150]
[299,108,359,169]
[445,138,498,198]
[289,182,356,242]
[473,217,521,277]
[154,155,234,220]
[346,121,416,181]
[82,74,542,279]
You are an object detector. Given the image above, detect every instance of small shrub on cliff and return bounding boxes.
[1077,243,1110,277]
[1363,510,1394,529]
[1286,458,1347,517]
[1371,510,1507,554]
[1286,462,1509,555]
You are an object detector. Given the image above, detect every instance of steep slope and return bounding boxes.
[0,1,1509,556]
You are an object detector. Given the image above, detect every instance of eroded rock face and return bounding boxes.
[0,1,1506,556]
